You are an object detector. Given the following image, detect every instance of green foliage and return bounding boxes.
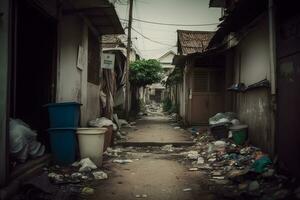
[165,67,183,86]
[162,97,172,112]
[130,59,163,87]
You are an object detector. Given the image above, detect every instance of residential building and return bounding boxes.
[0,0,123,189]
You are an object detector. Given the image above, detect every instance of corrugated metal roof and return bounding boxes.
[208,0,267,49]
[177,30,215,55]
[62,0,124,35]
[101,34,125,48]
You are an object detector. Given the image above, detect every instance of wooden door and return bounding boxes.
[190,68,225,125]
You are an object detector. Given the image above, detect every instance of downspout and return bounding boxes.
[268,0,276,95]
[268,0,276,157]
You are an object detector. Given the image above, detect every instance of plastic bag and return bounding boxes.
[9,119,45,162]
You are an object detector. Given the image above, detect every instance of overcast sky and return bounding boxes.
[114,0,221,59]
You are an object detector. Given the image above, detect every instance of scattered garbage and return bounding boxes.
[209,112,237,126]
[130,121,137,126]
[81,187,94,195]
[104,147,123,157]
[135,194,148,198]
[88,117,118,131]
[161,144,174,152]
[197,157,205,165]
[72,158,98,172]
[214,140,227,151]
[186,151,199,160]
[183,188,192,192]
[251,155,272,173]
[118,119,129,127]
[48,172,64,182]
[113,159,133,164]
[93,171,108,180]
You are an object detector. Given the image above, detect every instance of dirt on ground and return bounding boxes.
[12,106,300,200]
[93,152,217,200]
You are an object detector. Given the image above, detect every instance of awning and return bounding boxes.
[62,0,124,35]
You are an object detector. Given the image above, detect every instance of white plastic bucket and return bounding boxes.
[76,128,107,167]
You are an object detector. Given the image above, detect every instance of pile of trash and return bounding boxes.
[88,116,137,141]
[145,103,163,115]
[181,132,299,199]
[88,117,118,131]
[14,157,109,199]
[209,112,240,126]
[47,158,108,184]
[9,118,45,163]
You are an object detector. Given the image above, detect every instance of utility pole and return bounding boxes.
[125,0,133,118]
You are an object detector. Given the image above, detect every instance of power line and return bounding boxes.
[132,27,175,47]
[134,0,146,51]
[120,18,219,27]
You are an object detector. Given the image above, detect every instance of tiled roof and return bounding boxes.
[177,30,215,55]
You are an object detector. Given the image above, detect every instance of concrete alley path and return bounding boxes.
[125,115,193,143]
[91,113,219,200]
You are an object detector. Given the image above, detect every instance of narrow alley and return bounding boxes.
[92,110,216,200]
[1,0,300,200]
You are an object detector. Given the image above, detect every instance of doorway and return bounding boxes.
[189,68,225,125]
[10,0,57,150]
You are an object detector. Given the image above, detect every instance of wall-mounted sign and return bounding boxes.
[101,53,115,69]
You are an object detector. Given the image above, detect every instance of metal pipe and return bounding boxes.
[268,0,276,95]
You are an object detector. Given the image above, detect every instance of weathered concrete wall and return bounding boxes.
[233,15,274,154]
[57,15,89,125]
[0,0,10,186]
[234,15,271,85]
[57,15,85,102]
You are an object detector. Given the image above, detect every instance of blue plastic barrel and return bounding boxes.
[47,128,77,165]
[44,102,81,128]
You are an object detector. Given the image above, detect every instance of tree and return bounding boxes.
[129,59,163,113]
[129,59,163,87]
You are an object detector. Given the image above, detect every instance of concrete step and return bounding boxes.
[116,141,195,147]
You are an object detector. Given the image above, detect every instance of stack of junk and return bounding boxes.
[209,112,248,145]
[9,119,45,163]
[45,102,108,167]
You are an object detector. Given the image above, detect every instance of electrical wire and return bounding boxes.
[132,27,175,47]
[120,18,219,27]
[134,0,146,54]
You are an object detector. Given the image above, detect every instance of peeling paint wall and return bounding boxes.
[237,89,272,153]
[57,15,89,125]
